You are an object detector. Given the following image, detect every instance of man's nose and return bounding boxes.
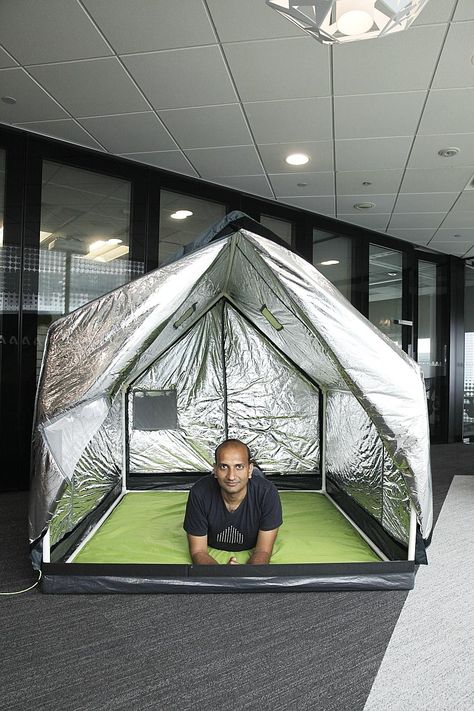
[227,468,237,479]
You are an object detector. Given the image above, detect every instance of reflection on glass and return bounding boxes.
[36,161,142,377]
[313,230,352,300]
[418,260,447,440]
[261,215,293,245]
[368,244,402,346]
[159,190,226,265]
[0,149,6,376]
[463,265,474,440]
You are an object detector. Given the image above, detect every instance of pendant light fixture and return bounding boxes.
[265,1,431,45]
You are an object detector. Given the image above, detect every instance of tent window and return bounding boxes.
[260,305,283,331]
[133,390,177,430]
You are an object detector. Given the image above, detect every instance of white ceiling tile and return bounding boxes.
[259,141,334,173]
[13,119,103,150]
[394,192,459,213]
[464,247,474,258]
[432,227,474,242]
[334,92,425,140]
[269,171,334,197]
[419,88,474,134]
[389,213,445,229]
[279,196,335,215]
[441,211,474,228]
[414,0,457,25]
[0,46,18,68]
[123,47,236,110]
[244,97,332,144]
[337,213,390,230]
[214,175,274,198]
[337,194,397,214]
[79,112,177,153]
[336,170,403,195]
[407,133,474,169]
[336,137,412,171]
[401,166,474,193]
[83,0,216,53]
[223,37,330,102]
[29,58,149,116]
[184,145,262,177]
[453,0,474,21]
[0,68,68,122]
[432,22,474,89]
[158,104,251,149]
[119,150,198,177]
[452,191,474,210]
[386,228,436,243]
[333,25,445,95]
[0,0,112,65]
[427,238,473,256]
[207,0,303,42]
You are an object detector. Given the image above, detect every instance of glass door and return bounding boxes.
[417,259,448,442]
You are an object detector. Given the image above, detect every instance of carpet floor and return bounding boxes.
[1,442,472,711]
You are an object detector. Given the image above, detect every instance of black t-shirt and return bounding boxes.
[183,474,283,551]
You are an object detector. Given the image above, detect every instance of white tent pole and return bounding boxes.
[321,390,326,492]
[42,528,50,563]
[408,501,417,560]
[122,388,128,493]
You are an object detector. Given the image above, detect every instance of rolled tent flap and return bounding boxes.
[42,397,110,482]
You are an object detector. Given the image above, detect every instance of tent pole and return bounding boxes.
[43,528,50,563]
[408,501,417,561]
[321,390,326,493]
[122,388,128,493]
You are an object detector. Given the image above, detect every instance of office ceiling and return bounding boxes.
[1,0,474,259]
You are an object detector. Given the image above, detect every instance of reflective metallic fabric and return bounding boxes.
[30,229,432,553]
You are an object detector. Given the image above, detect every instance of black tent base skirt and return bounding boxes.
[41,561,415,593]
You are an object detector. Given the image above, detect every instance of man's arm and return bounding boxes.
[187,534,220,565]
[247,528,279,564]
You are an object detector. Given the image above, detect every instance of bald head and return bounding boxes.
[214,439,251,464]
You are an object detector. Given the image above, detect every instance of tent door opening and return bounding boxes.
[126,299,321,483]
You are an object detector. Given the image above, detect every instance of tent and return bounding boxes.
[29,212,432,593]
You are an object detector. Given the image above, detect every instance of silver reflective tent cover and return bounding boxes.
[29,213,432,575]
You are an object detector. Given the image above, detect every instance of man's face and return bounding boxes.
[214,443,253,496]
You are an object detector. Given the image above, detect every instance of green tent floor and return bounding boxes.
[72,491,380,565]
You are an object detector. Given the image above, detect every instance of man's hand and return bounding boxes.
[228,556,239,565]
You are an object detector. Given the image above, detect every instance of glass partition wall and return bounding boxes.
[159,190,226,265]
[313,230,352,300]
[418,260,448,442]
[464,265,474,441]
[368,244,403,347]
[36,161,143,378]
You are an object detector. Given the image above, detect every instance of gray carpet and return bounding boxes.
[0,443,472,711]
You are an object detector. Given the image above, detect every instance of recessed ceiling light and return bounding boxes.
[438,147,460,158]
[297,182,308,187]
[171,210,193,220]
[1,96,16,104]
[362,181,372,186]
[354,202,375,210]
[387,271,397,276]
[285,153,309,166]
[320,259,340,266]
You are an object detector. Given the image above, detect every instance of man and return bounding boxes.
[183,439,282,565]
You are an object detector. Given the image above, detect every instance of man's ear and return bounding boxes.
[248,463,254,479]
[212,465,217,478]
